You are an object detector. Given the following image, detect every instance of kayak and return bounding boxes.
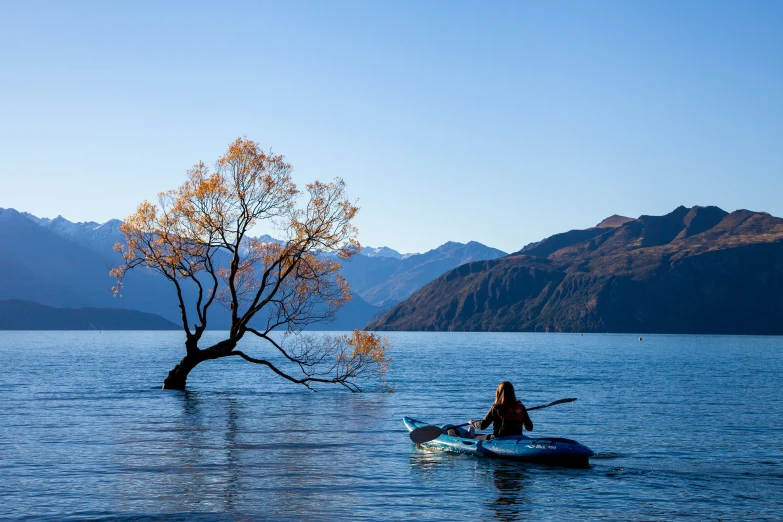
[403,416,594,467]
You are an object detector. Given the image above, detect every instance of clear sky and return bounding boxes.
[1,1,782,254]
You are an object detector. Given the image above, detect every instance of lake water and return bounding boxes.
[1,331,781,520]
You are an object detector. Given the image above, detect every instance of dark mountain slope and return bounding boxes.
[676,206,728,240]
[596,215,633,228]
[368,206,783,334]
[513,228,609,258]
[0,300,179,330]
[374,257,566,331]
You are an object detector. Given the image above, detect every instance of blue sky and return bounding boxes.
[1,1,782,254]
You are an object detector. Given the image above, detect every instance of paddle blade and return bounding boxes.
[409,425,444,444]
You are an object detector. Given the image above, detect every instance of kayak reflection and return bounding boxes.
[488,462,530,521]
[407,449,531,521]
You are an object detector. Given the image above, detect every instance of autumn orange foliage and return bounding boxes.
[112,138,390,391]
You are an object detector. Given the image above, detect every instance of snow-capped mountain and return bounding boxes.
[20,211,419,262]
[22,213,100,235]
[362,246,411,259]
[21,212,124,258]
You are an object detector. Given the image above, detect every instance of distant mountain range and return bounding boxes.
[0,208,181,321]
[21,212,125,256]
[340,241,507,307]
[0,208,506,330]
[368,206,783,334]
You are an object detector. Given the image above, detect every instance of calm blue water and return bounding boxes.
[1,332,781,520]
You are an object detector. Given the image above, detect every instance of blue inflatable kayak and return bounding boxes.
[404,416,593,467]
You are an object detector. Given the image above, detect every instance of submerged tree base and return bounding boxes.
[162,354,203,390]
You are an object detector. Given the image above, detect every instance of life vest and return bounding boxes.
[508,401,527,421]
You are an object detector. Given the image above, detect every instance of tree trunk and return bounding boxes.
[162,353,204,390]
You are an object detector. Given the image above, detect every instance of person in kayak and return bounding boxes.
[469,381,533,438]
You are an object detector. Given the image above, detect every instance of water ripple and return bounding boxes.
[1,331,782,519]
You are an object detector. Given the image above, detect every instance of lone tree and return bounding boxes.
[112,138,390,390]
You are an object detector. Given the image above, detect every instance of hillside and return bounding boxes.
[0,300,179,330]
[367,206,783,334]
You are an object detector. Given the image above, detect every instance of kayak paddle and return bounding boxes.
[408,397,577,444]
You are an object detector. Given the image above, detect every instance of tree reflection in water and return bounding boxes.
[172,391,378,517]
[175,391,243,515]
